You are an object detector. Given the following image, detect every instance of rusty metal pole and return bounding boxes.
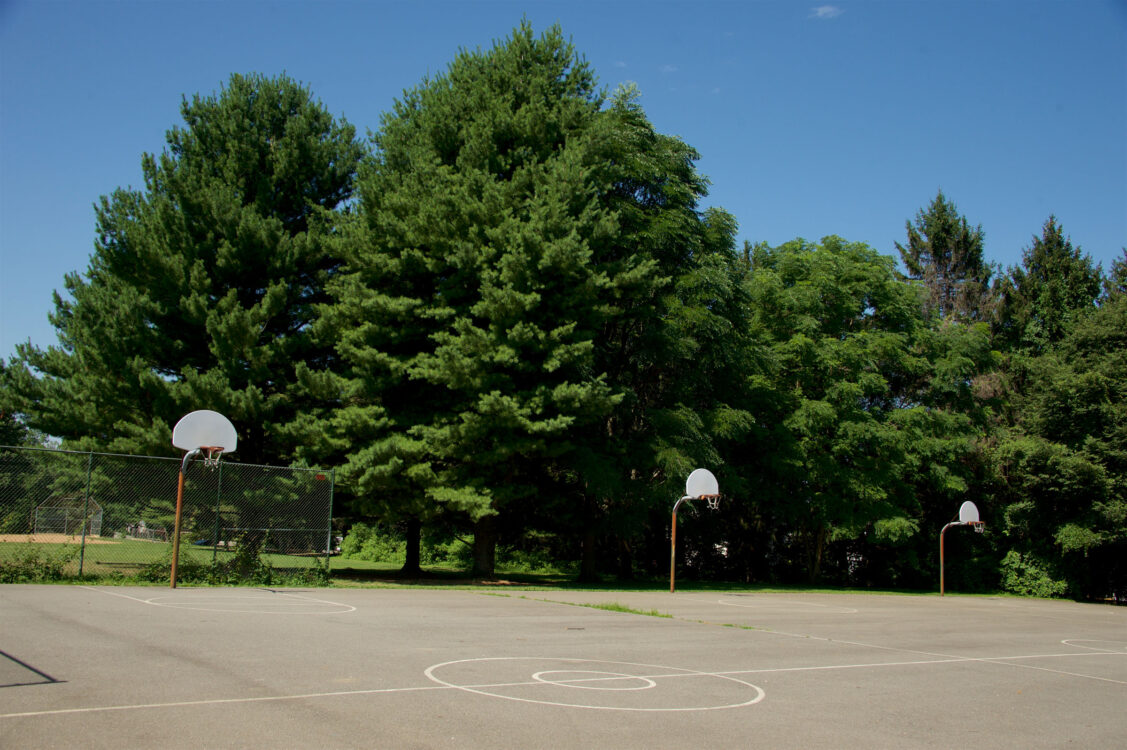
[171,449,200,588]
[939,522,956,596]
[670,509,677,593]
[670,496,690,593]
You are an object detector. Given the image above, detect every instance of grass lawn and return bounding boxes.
[0,537,329,577]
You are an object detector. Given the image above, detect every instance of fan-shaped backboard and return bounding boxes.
[958,501,980,524]
[172,410,237,453]
[685,468,719,498]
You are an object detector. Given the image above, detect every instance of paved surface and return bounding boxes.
[1,585,1124,749]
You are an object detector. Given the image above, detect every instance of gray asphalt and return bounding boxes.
[1,585,1123,749]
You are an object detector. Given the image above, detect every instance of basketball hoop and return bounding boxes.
[170,411,238,588]
[671,470,721,593]
[200,446,225,470]
[940,501,986,596]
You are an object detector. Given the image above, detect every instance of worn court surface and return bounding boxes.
[1,585,1123,749]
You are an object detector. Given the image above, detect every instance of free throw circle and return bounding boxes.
[425,657,764,712]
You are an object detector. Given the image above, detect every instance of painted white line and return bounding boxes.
[714,651,1127,685]
[1062,639,1127,653]
[715,597,859,614]
[79,586,154,604]
[712,623,1127,685]
[424,657,766,712]
[531,670,658,691]
[974,654,1127,685]
[79,586,356,614]
[0,685,447,719]
[3,650,1121,720]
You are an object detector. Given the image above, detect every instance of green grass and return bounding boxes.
[325,564,948,595]
[569,601,673,618]
[0,538,329,582]
[1,540,1010,598]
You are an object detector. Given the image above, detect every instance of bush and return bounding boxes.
[339,523,411,565]
[495,544,571,575]
[337,523,572,574]
[0,543,78,583]
[1000,550,1069,598]
[339,522,374,558]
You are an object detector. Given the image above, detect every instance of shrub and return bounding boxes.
[0,543,78,583]
[1000,550,1069,598]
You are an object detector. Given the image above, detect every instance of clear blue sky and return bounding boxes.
[2,0,1124,361]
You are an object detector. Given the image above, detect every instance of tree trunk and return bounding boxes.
[471,515,497,578]
[578,524,600,582]
[808,524,827,583]
[401,516,422,576]
[616,537,634,580]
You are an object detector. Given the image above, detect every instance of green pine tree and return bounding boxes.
[993,216,1103,354]
[303,24,623,576]
[1,73,363,464]
[897,191,992,323]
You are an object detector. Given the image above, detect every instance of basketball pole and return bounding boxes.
[670,495,691,593]
[170,448,201,588]
[939,521,955,596]
[940,519,984,596]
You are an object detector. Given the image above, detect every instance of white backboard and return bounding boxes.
[958,501,980,524]
[685,468,719,498]
[172,410,238,453]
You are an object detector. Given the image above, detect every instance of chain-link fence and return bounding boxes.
[0,445,334,583]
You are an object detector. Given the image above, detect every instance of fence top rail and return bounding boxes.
[0,445,336,476]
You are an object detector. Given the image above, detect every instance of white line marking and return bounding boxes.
[708,621,1127,685]
[715,597,859,614]
[79,586,154,604]
[1062,639,1127,653]
[424,657,765,712]
[531,670,658,691]
[0,685,447,719]
[712,651,1127,685]
[79,586,356,614]
[2,650,1121,720]
[980,658,1127,685]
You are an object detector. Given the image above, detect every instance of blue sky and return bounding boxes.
[2,0,1124,361]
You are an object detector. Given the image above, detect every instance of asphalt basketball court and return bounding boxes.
[1,585,1123,748]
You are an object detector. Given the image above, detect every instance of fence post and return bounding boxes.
[212,460,223,563]
[78,451,94,576]
[324,469,335,571]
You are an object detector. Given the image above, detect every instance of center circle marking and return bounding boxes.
[531,670,658,691]
[424,657,765,712]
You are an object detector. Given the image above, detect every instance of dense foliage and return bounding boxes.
[2,24,1122,598]
[1,73,363,464]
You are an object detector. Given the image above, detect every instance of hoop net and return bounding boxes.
[701,494,721,511]
[972,521,985,534]
[200,446,225,470]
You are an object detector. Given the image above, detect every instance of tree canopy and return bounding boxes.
[1,73,363,464]
[2,23,1122,599]
[896,191,992,323]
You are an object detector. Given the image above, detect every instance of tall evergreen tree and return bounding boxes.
[993,216,1103,354]
[303,25,746,579]
[303,24,621,576]
[897,191,992,322]
[569,88,750,580]
[1102,249,1127,298]
[0,74,363,463]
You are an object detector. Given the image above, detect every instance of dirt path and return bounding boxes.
[0,533,118,544]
